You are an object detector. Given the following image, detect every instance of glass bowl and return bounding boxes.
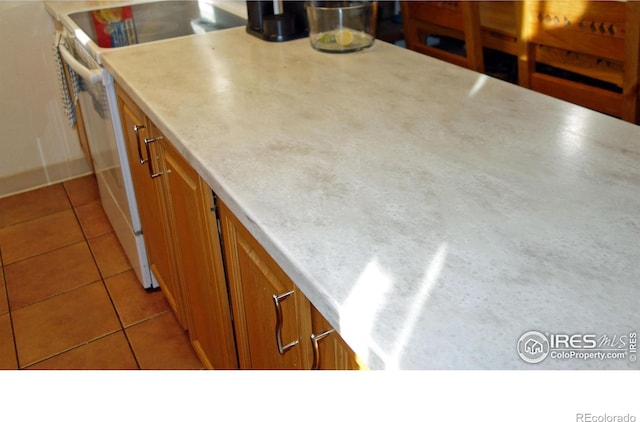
[305,1,378,53]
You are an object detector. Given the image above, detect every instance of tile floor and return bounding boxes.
[0,174,203,370]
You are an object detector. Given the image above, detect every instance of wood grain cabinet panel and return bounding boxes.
[116,83,237,368]
[219,200,363,370]
[160,134,238,369]
[219,200,313,369]
[116,85,185,328]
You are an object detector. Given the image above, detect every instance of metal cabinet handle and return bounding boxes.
[134,124,147,164]
[144,136,163,178]
[310,328,335,370]
[272,291,299,355]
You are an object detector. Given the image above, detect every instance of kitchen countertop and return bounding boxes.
[58,5,640,369]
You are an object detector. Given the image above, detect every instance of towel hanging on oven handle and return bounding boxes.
[57,38,102,85]
[53,30,76,128]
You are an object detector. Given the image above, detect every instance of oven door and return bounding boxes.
[58,34,155,289]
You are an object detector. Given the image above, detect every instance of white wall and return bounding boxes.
[0,1,91,198]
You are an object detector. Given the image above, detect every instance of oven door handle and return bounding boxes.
[58,41,102,85]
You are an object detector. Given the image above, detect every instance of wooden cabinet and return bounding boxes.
[117,86,184,327]
[310,305,365,370]
[116,83,360,370]
[159,132,238,370]
[116,83,237,369]
[219,200,362,370]
[219,200,313,369]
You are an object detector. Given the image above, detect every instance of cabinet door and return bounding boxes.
[116,85,186,328]
[310,305,365,370]
[161,138,238,369]
[219,200,312,369]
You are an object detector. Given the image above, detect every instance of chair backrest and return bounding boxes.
[518,0,640,123]
[479,1,520,56]
[400,1,485,72]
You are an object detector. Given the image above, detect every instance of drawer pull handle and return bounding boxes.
[273,291,299,355]
[134,124,147,164]
[310,328,335,370]
[144,136,163,179]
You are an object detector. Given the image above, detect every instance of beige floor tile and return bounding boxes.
[26,331,138,370]
[88,232,132,278]
[0,184,70,229]
[0,209,84,265]
[126,312,203,370]
[105,270,170,327]
[12,281,121,368]
[4,242,101,310]
[0,271,7,315]
[75,200,113,239]
[63,174,100,208]
[0,313,17,369]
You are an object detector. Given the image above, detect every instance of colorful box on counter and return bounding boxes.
[91,6,138,48]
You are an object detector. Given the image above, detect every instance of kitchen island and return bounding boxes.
[95,24,640,369]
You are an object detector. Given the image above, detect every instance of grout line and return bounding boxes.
[2,239,89,269]
[65,182,91,245]
[18,330,127,370]
[119,315,171,371]
[101,276,142,370]
[122,310,172,330]
[19,329,123,370]
[1,262,20,369]
[0,184,73,231]
[7,276,102,312]
[0,207,73,230]
[1,232,19,368]
[0,206,85,267]
[84,233,133,281]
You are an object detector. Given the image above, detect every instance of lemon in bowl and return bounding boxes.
[334,28,354,46]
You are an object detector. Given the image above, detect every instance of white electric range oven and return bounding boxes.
[55,0,246,289]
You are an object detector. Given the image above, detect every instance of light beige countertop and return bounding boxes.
[52,1,640,368]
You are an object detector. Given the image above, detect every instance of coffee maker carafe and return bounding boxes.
[246,1,308,42]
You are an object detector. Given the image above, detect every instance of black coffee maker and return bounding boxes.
[246,1,308,42]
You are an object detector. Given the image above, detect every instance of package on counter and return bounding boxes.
[91,6,138,48]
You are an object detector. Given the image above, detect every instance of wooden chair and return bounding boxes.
[400,1,485,72]
[518,1,640,123]
[479,1,520,56]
